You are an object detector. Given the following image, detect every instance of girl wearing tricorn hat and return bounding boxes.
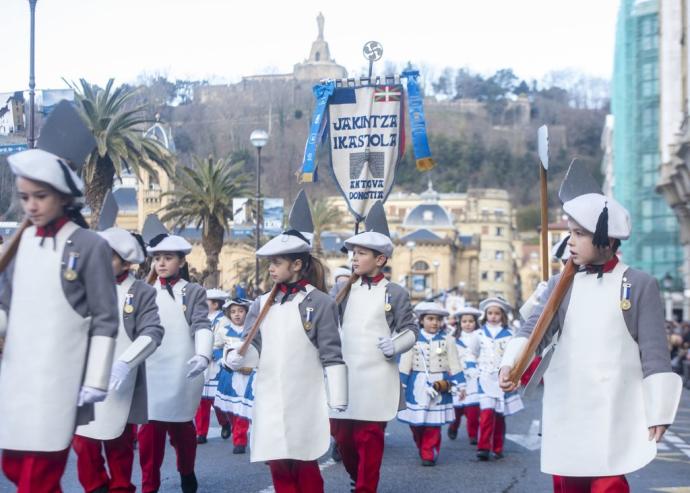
[73,226,164,493]
[137,217,212,493]
[224,190,347,493]
[0,101,119,492]
[499,161,683,492]
[332,201,418,492]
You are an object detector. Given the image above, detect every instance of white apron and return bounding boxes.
[146,279,203,422]
[77,277,138,440]
[250,287,330,462]
[542,262,656,476]
[0,223,91,451]
[334,280,400,422]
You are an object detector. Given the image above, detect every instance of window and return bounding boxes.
[642,246,653,263]
[496,227,504,237]
[494,271,505,282]
[481,225,489,235]
[494,209,505,221]
[642,219,653,233]
[412,260,430,271]
[481,208,489,221]
[423,210,434,222]
[495,250,505,260]
[481,271,489,281]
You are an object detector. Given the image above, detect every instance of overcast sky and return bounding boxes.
[0,0,620,93]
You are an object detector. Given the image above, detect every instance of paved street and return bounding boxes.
[1,387,689,492]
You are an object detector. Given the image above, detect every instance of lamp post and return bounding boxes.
[406,240,416,292]
[663,273,674,321]
[27,0,38,148]
[250,129,269,290]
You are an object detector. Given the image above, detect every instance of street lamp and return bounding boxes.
[406,240,416,292]
[27,0,38,148]
[663,273,674,321]
[250,129,269,290]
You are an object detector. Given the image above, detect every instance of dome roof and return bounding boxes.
[403,204,453,229]
[143,117,176,152]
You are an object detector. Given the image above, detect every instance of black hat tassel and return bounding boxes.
[592,203,609,248]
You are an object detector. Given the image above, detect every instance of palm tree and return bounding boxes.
[68,78,174,226]
[160,155,250,287]
[310,197,346,256]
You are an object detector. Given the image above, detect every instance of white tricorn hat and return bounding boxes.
[99,227,146,264]
[479,297,512,314]
[256,190,313,257]
[454,306,483,319]
[344,201,394,258]
[414,301,449,318]
[206,289,230,301]
[8,100,95,197]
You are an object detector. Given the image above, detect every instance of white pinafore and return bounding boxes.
[0,222,91,451]
[334,280,400,422]
[77,276,139,440]
[250,286,330,462]
[541,262,657,476]
[146,279,203,422]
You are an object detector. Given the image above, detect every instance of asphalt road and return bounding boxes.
[1,387,690,492]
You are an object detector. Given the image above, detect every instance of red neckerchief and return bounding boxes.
[35,216,69,238]
[361,272,385,289]
[160,274,181,299]
[277,279,309,304]
[583,256,619,278]
[116,271,130,284]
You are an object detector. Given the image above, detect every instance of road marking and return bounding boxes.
[664,431,690,459]
[506,419,541,451]
[650,488,690,492]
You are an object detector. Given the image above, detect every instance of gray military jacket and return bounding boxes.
[122,279,164,424]
[519,266,671,378]
[245,285,344,368]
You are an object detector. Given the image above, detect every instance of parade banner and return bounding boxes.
[327,84,405,221]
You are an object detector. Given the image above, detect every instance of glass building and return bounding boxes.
[612,0,683,283]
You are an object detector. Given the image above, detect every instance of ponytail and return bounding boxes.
[335,273,361,305]
[285,252,327,293]
[0,218,31,275]
[238,283,279,356]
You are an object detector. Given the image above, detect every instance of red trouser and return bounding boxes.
[73,424,137,493]
[194,399,230,437]
[138,420,197,493]
[478,409,505,454]
[409,426,441,462]
[1,448,70,493]
[556,475,629,493]
[330,419,386,493]
[268,459,324,493]
[231,414,249,446]
[447,405,480,439]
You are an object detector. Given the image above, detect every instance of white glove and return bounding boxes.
[109,360,131,391]
[330,404,347,412]
[425,385,439,400]
[452,385,467,400]
[77,386,108,406]
[377,336,395,358]
[186,355,209,379]
[226,350,245,371]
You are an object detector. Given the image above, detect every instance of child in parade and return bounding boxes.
[138,217,212,493]
[475,297,523,461]
[446,306,482,444]
[499,164,682,493]
[73,227,164,493]
[398,302,465,466]
[332,201,418,493]
[214,297,253,454]
[0,101,119,493]
[225,191,347,493]
[194,289,232,444]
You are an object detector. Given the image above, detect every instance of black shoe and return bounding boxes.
[221,424,231,440]
[421,459,436,466]
[493,452,504,460]
[196,435,207,444]
[469,438,478,445]
[331,444,342,462]
[233,445,246,454]
[92,486,108,493]
[476,449,490,461]
[447,427,458,440]
[180,472,198,493]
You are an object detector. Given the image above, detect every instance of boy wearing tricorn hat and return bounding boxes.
[499,161,683,492]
